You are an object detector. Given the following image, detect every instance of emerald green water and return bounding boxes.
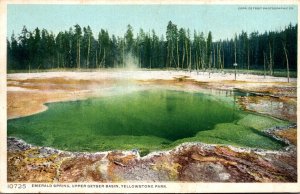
[8,89,288,153]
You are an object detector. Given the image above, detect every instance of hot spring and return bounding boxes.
[7,88,288,154]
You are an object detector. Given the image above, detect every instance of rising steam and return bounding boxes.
[124,52,139,70]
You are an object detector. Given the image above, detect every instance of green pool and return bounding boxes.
[8,89,288,153]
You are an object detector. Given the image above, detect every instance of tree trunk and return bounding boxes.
[234,40,237,63]
[222,48,225,72]
[217,43,221,70]
[95,49,98,68]
[77,39,79,69]
[98,43,102,68]
[185,39,188,71]
[100,49,105,67]
[139,50,141,68]
[269,42,273,76]
[87,35,90,68]
[196,50,199,74]
[282,42,290,83]
[247,45,250,71]
[61,56,65,68]
[263,51,266,78]
[182,44,185,69]
[216,44,219,69]
[213,44,215,69]
[103,49,106,68]
[171,42,174,69]
[77,39,81,69]
[198,56,201,73]
[189,41,192,72]
[79,39,80,69]
[166,43,170,69]
[168,42,171,69]
[57,52,60,69]
[202,47,205,71]
[198,41,202,71]
[176,40,179,70]
[122,40,125,68]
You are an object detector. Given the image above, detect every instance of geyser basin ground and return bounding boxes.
[8,88,288,153]
[7,71,297,182]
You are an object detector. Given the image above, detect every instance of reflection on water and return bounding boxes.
[8,90,239,139]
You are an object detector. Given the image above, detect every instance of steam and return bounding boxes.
[124,52,139,70]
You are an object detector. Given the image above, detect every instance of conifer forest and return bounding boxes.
[7,21,297,74]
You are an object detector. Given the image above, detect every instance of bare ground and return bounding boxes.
[7,70,297,182]
[7,137,296,182]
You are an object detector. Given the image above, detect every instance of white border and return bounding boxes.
[0,0,299,193]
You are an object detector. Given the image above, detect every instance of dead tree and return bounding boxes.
[263,51,266,78]
[282,42,290,83]
[269,42,273,76]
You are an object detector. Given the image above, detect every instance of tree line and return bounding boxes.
[7,21,297,75]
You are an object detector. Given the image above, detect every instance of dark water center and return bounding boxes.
[8,89,287,152]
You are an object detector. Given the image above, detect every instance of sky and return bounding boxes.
[7,4,298,41]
